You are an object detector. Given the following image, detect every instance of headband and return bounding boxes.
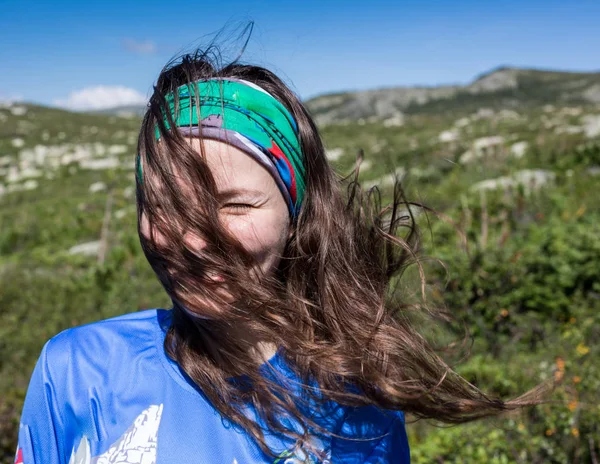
[139,78,306,218]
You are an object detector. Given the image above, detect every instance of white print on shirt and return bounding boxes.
[68,404,164,464]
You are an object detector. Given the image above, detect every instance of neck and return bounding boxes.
[173,302,279,366]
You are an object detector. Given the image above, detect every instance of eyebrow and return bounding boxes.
[216,188,265,201]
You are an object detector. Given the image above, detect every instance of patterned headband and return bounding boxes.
[139,78,306,218]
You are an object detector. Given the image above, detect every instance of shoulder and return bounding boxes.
[19,310,172,464]
[46,308,164,354]
[42,309,168,382]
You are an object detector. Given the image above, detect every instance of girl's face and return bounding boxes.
[140,139,292,292]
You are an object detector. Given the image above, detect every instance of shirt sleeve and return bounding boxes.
[15,341,66,464]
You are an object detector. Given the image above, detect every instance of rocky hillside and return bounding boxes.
[306,66,600,125]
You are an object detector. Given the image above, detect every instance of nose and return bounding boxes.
[183,231,208,252]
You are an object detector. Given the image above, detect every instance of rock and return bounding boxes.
[10,105,27,116]
[512,169,555,189]
[473,135,505,151]
[61,145,94,165]
[89,182,107,193]
[363,167,406,189]
[469,68,519,93]
[0,155,13,167]
[325,148,344,161]
[9,166,35,182]
[80,157,120,170]
[359,160,372,171]
[370,141,387,154]
[587,166,600,176]
[308,86,459,126]
[583,84,600,104]
[454,117,471,128]
[510,141,529,158]
[115,209,128,219]
[383,113,405,127]
[560,107,583,116]
[555,125,584,135]
[9,168,43,182]
[459,136,506,164]
[68,240,102,256]
[22,180,38,191]
[17,120,35,134]
[6,167,20,183]
[459,150,475,164]
[471,176,513,192]
[439,130,459,143]
[474,108,495,119]
[582,115,600,138]
[497,109,522,121]
[6,180,39,194]
[11,138,25,148]
[108,144,128,155]
[471,169,555,194]
[410,166,439,180]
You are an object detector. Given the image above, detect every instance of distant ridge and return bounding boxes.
[306,66,600,125]
[76,66,600,124]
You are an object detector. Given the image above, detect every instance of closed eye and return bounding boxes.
[221,203,254,211]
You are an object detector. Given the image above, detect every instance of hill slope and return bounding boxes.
[306,66,600,125]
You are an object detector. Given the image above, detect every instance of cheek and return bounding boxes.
[224,211,289,263]
[139,212,169,247]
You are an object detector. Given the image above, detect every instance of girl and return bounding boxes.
[15,47,541,464]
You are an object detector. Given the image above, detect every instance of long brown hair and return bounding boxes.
[136,44,546,458]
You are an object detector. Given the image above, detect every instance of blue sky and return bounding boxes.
[1,0,599,110]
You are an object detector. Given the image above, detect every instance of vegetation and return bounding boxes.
[1,92,599,462]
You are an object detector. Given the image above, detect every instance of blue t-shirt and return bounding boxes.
[15,309,410,463]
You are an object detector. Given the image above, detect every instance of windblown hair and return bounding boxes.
[136,45,544,458]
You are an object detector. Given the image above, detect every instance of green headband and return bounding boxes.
[145,78,305,216]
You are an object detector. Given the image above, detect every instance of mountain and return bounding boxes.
[89,67,600,125]
[306,66,600,125]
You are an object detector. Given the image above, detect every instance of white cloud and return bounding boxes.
[122,38,157,55]
[54,86,147,111]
